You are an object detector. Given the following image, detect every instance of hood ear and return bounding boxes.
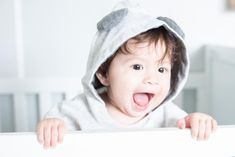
[157,16,185,39]
[97,8,128,31]
[95,72,109,86]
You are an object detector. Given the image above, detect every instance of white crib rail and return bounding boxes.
[0,126,235,157]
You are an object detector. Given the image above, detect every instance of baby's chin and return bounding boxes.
[127,108,151,122]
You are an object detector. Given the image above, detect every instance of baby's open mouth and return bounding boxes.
[133,93,154,108]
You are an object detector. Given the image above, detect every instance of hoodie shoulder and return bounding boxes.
[45,94,91,130]
[163,102,188,127]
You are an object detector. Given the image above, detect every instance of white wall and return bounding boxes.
[1,0,235,78]
[0,0,17,77]
[142,0,235,53]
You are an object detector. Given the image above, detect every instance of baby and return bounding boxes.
[37,1,217,149]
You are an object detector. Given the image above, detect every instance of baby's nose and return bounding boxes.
[143,71,159,85]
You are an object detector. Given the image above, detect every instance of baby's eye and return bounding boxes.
[158,67,168,73]
[132,64,144,70]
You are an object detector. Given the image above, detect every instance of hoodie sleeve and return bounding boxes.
[163,102,188,127]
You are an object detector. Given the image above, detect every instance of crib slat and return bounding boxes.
[13,93,28,132]
[0,94,15,132]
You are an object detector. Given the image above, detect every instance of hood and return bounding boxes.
[82,0,189,105]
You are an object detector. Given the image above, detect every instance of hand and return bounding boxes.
[177,112,217,140]
[37,118,66,149]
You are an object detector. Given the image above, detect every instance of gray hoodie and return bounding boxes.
[46,0,189,131]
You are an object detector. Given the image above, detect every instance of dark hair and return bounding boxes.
[95,26,186,97]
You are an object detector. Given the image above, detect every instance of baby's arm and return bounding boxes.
[37,118,66,149]
[177,113,217,140]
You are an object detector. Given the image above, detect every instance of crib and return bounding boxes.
[0,45,235,156]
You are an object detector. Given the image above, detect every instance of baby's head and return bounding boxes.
[95,26,186,121]
[82,1,188,123]
[96,26,186,103]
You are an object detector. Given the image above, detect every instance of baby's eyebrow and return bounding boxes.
[123,57,144,63]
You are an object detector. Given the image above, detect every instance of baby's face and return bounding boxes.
[104,40,171,124]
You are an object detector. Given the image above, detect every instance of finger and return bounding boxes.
[198,120,206,140]
[190,118,199,140]
[212,119,217,133]
[36,123,44,144]
[50,125,58,148]
[43,125,51,149]
[58,123,65,143]
[204,119,212,140]
[184,116,191,128]
[177,119,186,129]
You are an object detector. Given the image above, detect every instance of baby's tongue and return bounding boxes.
[133,93,149,106]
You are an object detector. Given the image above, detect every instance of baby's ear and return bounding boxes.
[95,72,109,86]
